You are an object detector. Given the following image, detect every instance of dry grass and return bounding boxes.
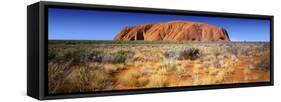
[146,74,168,88]
[118,70,141,86]
[48,41,270,94]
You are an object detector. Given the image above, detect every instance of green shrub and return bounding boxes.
[111,50,134,63]
[60,47,102,63]
[48,48,57,60]
[178,48,200,60]
[62,48,85,64]
[163,50,177,59]
[89,50,103,62]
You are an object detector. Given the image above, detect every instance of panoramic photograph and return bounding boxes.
[47,8,270,94]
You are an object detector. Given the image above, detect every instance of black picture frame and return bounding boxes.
[27,1,274,100]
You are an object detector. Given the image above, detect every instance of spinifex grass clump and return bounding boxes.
[178,48,200,60]
[61,48,103,64]
[48,48,57,60]
[164,50,177,60]
[158,60,177,73]
[111,50,134,63]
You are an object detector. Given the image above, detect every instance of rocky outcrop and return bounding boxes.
[114,20,230,41]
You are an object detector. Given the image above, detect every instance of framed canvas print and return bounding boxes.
[27,1,274,100]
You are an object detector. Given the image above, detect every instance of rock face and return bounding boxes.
[114,20,230,41]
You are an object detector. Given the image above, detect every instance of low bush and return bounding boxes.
[51,48,104,64]
[48,48,57,60]
[101,55,114,63]
[111,50,134,63]
[157,61,177,73]
[163,50,177,59]
[254,60,270,71]
[178,48,200,60]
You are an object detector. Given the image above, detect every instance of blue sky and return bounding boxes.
[48,8,270,41]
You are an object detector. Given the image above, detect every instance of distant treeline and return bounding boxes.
[48,40,270,45]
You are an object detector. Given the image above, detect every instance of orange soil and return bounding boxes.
[225,54,270,83]
[112,59,269,90]
[113,65,139,90]
[224,59,270,84]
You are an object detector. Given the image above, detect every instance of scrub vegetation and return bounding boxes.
[48,40,270,94]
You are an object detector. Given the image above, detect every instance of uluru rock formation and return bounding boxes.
[114,20,230,41]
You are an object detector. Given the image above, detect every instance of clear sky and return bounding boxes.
[48,8,270,41]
